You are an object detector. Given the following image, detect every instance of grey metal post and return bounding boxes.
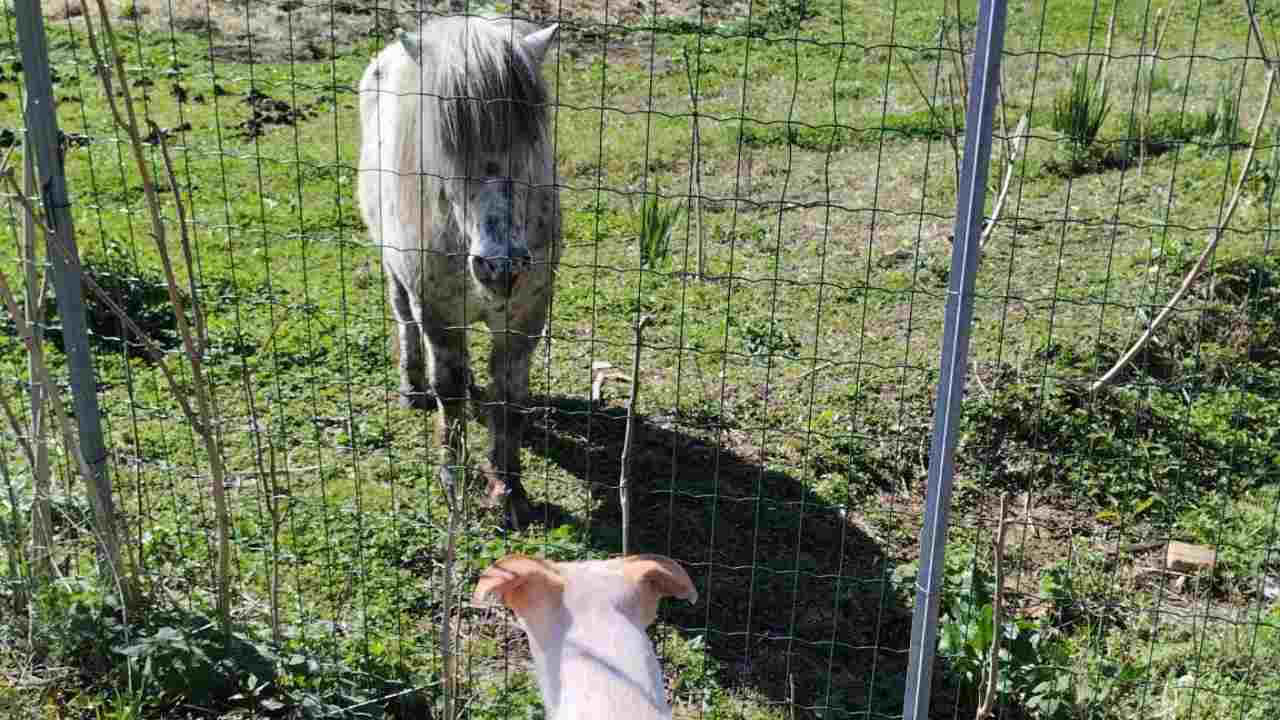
[901,1,1008,718]
[14,0,119,578]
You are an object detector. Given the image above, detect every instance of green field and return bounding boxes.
[2,0,1280,718]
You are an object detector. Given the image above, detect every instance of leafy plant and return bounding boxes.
[1052,60,1111,160]
[898,551,1075,719]
[638,191,684,269]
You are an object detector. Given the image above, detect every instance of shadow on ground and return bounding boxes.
[517,396,920,718]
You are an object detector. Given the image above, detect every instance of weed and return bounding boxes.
[1052,60,1111,161]
[638,190,684,269]
[1143,63,1172,94]
[1210,72,1242,149]
[897,552,1075,719]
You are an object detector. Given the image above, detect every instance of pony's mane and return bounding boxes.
[423,16,550,162]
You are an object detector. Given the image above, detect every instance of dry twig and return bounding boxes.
[980,113,1029,249]
[1092,66,1277,391]
[0,144,54,584]
[975,493,1010,720]
[86,0,233,629]
[682,45,707,278]
[0,170,201,425]
[0,268,135,611]
[619,314,653,556]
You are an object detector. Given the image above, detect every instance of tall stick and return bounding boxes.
[682,45,706,278]
[980,113,1028,250]
[85,0,233,630]
[18,145,53,582]
[1092,67,1276,391]
[0,440,27,616]
[975,494,1010,720]
[619,315,653,556]
[0,268,135,612]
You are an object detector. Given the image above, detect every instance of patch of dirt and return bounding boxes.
[46,1,754,64]
[235,88,320,138]
[46,1,398,63]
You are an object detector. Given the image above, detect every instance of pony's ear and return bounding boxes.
[473,554,565,619]
[621,554,697,626]
[521,24,559,67]
[399,31,423,63]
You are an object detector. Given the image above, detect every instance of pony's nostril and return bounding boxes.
[473,256,496,280]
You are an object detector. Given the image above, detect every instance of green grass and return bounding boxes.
[2,1,1280,718]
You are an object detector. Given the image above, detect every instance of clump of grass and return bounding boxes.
[1052,60,1111,161]
[1144,64,1172,93]
[637,191,684,269]
[1191,73,1243,150]
[1209,73,1242,149]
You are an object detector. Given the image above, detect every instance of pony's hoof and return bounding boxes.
[399,389,431,410]
[438,465,459,493]
[483,468,535,530]
[501,493,536,532]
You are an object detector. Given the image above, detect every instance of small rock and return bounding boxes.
[1165,541,1216,574]
[877,248,913,268]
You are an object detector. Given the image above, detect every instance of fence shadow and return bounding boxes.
[518,395,917,718]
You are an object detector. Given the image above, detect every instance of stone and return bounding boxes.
[1165,541,1217,575]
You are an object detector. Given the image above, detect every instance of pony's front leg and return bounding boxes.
[424,322,470,494]
[485,323,540,529]
[390,276,429,408]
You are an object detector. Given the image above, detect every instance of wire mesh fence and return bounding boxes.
[2,0,1279,719]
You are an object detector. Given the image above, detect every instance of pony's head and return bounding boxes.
[401,18,558,301]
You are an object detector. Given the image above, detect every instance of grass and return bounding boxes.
[2,1,1280,719]
[1052,59,1111,163]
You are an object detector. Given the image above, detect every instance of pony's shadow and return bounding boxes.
[517,395,918,718]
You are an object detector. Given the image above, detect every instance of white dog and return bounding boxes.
[473,554,698,719]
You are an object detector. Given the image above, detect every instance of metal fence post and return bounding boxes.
[14,0,120,583]
[901,1,1008,718]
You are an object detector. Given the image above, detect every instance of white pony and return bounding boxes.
[358,15,561,527]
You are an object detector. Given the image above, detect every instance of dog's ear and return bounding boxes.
[399,32,423,63]
[621,554,697,625]
[474,554,565,618]
[521,24,559,67]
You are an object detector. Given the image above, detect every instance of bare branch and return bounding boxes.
[1092,66,1276,391]
[87,0,234,630]
[980,113,1028,249]
[682,44,707,278]
[1244,0,1275,68]
[2,168,203,427]
[156,130,210,352]
[975,493,1010,720]
[0,266,135,611]
[0,382,36,469]
[620,314,653,556]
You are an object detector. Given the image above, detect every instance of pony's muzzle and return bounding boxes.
[471,249,532,298]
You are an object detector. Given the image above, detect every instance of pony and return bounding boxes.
[357,15,561,528]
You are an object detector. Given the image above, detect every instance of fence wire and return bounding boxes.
[2,1,1280,719]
